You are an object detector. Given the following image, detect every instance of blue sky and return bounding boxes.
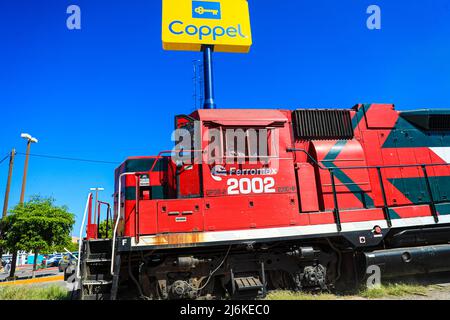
[0,0,449,236]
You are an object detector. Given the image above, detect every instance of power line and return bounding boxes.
[0,153,10,165]
[15,152,120,165]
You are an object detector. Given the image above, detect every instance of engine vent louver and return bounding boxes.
[292,109,354,140]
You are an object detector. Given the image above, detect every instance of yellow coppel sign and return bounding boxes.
[162,0,252,53]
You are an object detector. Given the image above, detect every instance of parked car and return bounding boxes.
[1,259,11,273]
[46,254,63,267]
[59,252,78,272]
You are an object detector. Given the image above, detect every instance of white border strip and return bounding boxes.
[130,215,450,248]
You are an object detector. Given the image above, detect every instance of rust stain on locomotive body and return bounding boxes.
[150,232,205,247]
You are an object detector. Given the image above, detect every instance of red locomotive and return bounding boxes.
[75,103,450,300]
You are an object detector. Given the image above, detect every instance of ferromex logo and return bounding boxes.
[211,165,278,182]
[162,0,252,53]
[211,165,227,181]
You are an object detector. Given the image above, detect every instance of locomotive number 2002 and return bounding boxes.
[227,177,276,195]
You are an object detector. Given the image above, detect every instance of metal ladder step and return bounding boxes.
[82,293,111,300]
[86,273,111,281]
[83,279,112,286]
[86,258,111,264]
[235,276,263,292]
[87,252,111,259]
[87,239,113,254]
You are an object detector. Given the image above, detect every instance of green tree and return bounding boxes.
[0,196,75,278]
[98,219,113,239]
[64,241,79,253]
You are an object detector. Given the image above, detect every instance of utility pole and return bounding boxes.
[90,188,105,218]
[9,133,38,279]
[90,188,104,232]
[19,133,38,204]
[2,149,15,218]
[0,149,15,263]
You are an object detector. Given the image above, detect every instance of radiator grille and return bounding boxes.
[292,109,354,140]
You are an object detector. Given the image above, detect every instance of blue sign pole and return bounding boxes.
[202,45,216,109]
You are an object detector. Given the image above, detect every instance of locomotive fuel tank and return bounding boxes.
[363,244,450,278]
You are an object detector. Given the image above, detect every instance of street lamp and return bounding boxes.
[20,133,38,204]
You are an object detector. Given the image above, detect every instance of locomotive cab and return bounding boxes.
[113,109,298,238]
